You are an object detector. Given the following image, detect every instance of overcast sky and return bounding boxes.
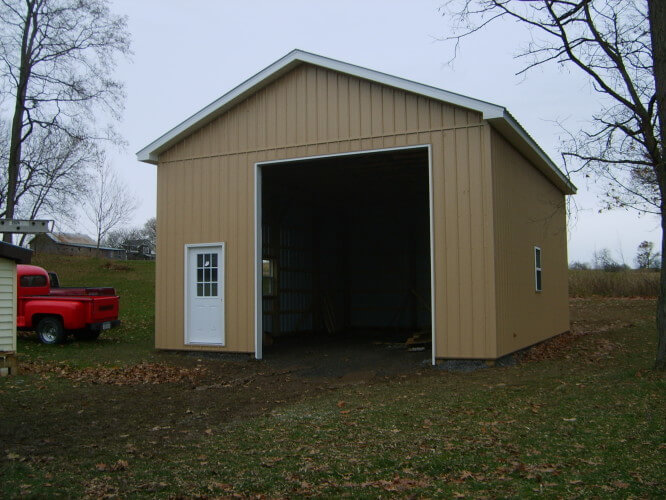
[109,0,660,265]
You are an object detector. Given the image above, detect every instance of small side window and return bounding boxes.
[20,275,48,287]
[48,272,60,288]
[534,246,542,292]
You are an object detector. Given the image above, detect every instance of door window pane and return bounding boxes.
[195,251,220,297]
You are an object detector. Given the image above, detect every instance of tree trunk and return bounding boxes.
[4,0,37,244]
[649,0,666,369]
[5,84,27,244]
[658,212,666,370]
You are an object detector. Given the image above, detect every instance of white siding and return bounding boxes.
[0,258,16,352]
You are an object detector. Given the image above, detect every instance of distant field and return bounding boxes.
[569,269,659,297]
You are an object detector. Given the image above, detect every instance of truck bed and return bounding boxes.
[48,286,116,297]
[18,294,120,329]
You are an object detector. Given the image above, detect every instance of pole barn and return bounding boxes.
[138,50,576,364]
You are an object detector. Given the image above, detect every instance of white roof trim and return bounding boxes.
[137,49,575,194]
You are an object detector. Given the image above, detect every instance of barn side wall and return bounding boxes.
[491,129,570,357]
[155,63,498,358]
[0,258,17,353]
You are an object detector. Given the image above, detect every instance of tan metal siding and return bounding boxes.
[0,258,16,352]
[491,129,569,357]
[156,63,497,358]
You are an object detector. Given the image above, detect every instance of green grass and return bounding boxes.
[1,256,664,497]
[569,269,659,297]
[17,255,156,366]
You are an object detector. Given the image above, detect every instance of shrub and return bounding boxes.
[569,261,590,270]
[569,269,659,297]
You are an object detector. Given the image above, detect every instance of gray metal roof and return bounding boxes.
[43,233,123,252]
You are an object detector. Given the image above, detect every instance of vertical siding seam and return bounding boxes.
[465,128,474,357]
[452,130,461,356]
[482,125,497,359]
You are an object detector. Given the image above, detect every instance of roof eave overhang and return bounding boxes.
[0,241,33,264]
[137,49,577,195]
[136,52,307,164]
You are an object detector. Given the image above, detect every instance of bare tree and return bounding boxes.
[143,216,156,247]
[0,123,100,243]
[104,217,155,249]
[0,0,131,241]
[635,240,661,269]
[569,261,590,270]
[441,0,665,369]
[103,226,144,249]
[593,247,627,272]
[84,162,138,250]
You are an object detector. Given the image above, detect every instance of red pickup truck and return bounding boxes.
[17,264,121,344]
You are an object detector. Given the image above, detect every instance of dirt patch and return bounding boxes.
[1,342,436,472]
[1,361,317,465]
[518,320,631,363]
[518,332,582,362]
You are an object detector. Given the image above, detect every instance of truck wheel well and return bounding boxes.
[32,313,63,328]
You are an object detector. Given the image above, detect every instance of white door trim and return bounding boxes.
[184,242,226,346]
[253,144,436,364]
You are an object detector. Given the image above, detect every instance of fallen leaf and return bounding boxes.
[19,361,207,386]
[111,459,129,471]
[208,481,233,491]
[459,470,474,480]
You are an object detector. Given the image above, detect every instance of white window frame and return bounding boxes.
[534,246,542,292]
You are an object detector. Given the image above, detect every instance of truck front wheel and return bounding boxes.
[36,317,66,345]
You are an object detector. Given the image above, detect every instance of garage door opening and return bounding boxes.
[254,145,434,366]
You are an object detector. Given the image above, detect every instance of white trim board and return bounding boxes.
[253,144,437,365]
[137,49,575,195]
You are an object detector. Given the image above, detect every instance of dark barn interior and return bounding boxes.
[260,147,432,356]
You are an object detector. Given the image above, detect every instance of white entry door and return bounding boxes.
[185,243,225,345]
